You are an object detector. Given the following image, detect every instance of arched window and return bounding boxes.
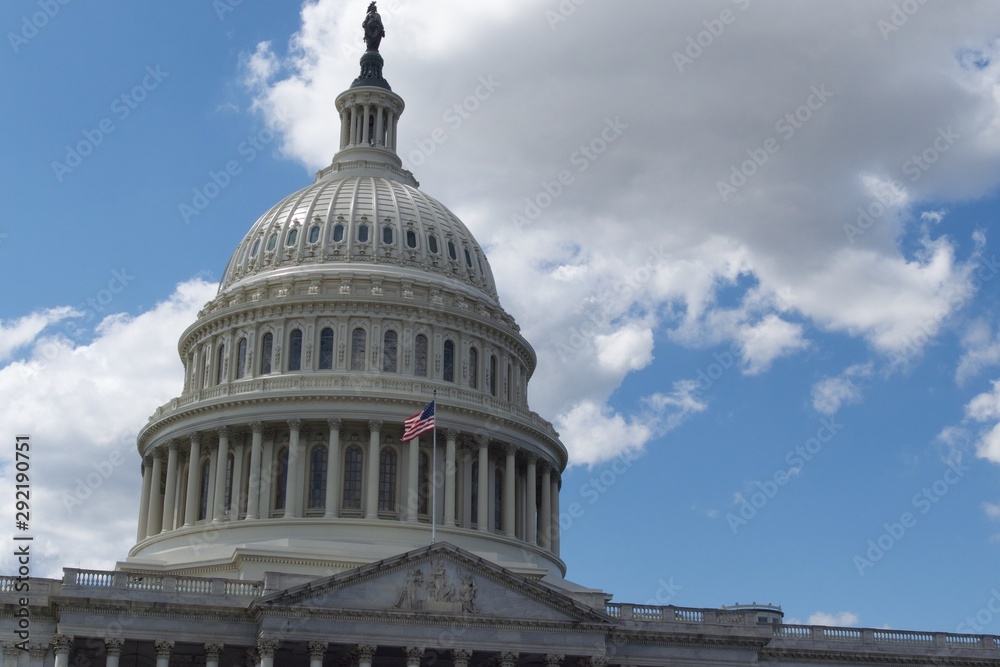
[489,355,498,396]
[418,451,430,516]
[288,329,303,371]
[332,223,345,243]
[309,446,328,510]
[216,343,227,384]
[428,235,439,254]
[465,249,473,268]
[236,337,248,379]
[224,452,235,513]
[343,446,363,510]
[468,346,479,389]
[319,328,335,370]
[382,330,398,373]
[198,460,211,521]
[448,241,457,261]
[274,447,289,511]
[414,334,428,377]
[470,460,479,526]
[351,328,367,371]
[286,227,299,247]
[358,223,370,243]
[443,340,455,382]
[382,225,394,245]
[250,238,261,258]
[266,233,277,252]
[378,449,397,512]
[260,333,274,374]
[406,230,417,249]
[308,224,321,244]
[506,362,513,401]
[494,467,503,530]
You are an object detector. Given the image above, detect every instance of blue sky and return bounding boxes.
[3,0,1000,634]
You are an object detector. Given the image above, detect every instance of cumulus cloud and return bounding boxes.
[240,1,1000,465]
[812,363,874,415]
[0,307,78,362]
[957,320,1000,385]
[0,279,217,577]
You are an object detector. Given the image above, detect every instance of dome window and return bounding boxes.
[406,230,417,249]
[382,226,394,244]
[464,249,473,268]
[288,329,303,371]
[319,328,334,370]
[477,255,484,275]
[286,228,299,247]
[308,225,321,244]
[428,235,439,254]
[266,234,278,252]
[239,243,250,264]
[448,241,458,261]
[250,239,261,258]
[332,224,345,243]
[358,224,370,244]
[443,340,455,382]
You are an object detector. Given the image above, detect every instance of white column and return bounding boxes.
[212,427,230,523]
[387,110,397,150]
[257,640,278,667]
[405,648,424,667]
[453,649,472,667]
[246,422,263,519]
[136,456,153,541]
[324,419,342,518]
[161,442,179,532]
[340,108,350,148]
[539,464,551,549]
[476,436,489,531]
[365,421,382,519]
[154,641,172,667]
[284,420,303,519]
[362,104,371,144]
[184,434,201,525]
[551,471,561,556]
[260,432,274,517]
[145,450,163,537]
[308,643,326,667]
[526,454,537,544]
[503,444,516,537]
[444,430,457,527]
[357,645,376,667]
[231,435,245,518]
[375,107,385,147]
[204,643,223,667]
[52,636,73,667]
[406,436,419,522]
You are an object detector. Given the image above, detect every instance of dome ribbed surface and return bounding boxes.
[220,175,497,299]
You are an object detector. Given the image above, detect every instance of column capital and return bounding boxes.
[216,425,230,439]
[589,658,608,667]
[499,652,519,667]
[153,641,174,659]
[104,638,124,656]
[256,640,279,659]
[523,451,538,464]
[357,645,377,662]
[503,443,517,457]
[328,418,343,432]
[474,434,490,447]
[445,428,460,440]
[29,644,49,660]
[3,643,22,660]
[552,470,562,485]
[143,455,154,468]
[51,635,74,655]
[190,432,202,446]
[250,420,264,433]
[307,642,327,660]
[288,419,303,431]
[405,647,425,664]
[544,655,564,667]
[167,440,180,454]
[452,650,472,667]
[368,419,383,431]
[204,644,225,661]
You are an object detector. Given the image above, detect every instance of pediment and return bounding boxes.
[254,542,610,625]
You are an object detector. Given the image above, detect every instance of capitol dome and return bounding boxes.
[123,29,570,586]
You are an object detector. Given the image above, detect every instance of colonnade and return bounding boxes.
[136,419,562,555]
[338,93,401,152]
[3,638,608,667]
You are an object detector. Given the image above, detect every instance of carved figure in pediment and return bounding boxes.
[458,571,478,613]
[428,559,455,602]
[394,568,424,610]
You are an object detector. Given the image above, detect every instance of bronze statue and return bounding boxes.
[363,2,385,52]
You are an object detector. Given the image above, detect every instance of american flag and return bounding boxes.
[402,401,435,441]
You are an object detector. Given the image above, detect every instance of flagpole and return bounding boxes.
[431,390,437,544]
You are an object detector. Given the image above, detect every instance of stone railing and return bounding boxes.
[63,568,263,597]
[604,604,1000,651]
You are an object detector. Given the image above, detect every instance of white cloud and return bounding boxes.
[982,501,1000,521]
[0,279,217,577]
[0,307,78,362]
[808,611,861,627]
[595,325,654,375]
[811,363,874,415]
[737,315,808,375]
[956,320,1000,384]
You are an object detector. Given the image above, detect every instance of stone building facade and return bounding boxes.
[2,7,1000,667]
